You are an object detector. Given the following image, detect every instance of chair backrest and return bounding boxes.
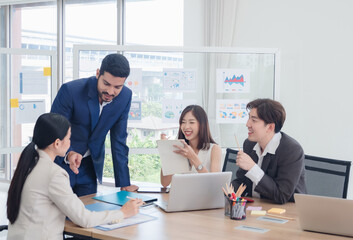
[304,155,351,198]
[0,224,8,232]
[222,148,239,182]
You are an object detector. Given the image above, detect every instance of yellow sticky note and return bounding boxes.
[43,67,51,76]
[251,210,267,216]
[10,98,19,108]
[267,208,286,214]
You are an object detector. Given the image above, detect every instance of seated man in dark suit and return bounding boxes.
[232,98,307,204]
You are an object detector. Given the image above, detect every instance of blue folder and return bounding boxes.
[93,191,157,206]
[85,202,121,212]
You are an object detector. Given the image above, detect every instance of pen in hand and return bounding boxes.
[126,196,146,205]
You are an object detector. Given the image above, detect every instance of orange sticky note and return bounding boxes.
[10,99,19,108]
[43,67,51,76]
[267,208,286,214]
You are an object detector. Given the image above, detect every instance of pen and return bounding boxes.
[108,219,122,225]
[126,196,146,205]
[234,134,241,151]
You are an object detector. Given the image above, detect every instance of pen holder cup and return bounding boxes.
[229,199,247,220]
[224,197,231,216]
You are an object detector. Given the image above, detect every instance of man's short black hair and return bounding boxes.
[247,98,286,133]
[99,53,130,78]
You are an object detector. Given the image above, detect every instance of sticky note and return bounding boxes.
[247,206,262,211]
[267,208,286,214]
[251,210,267,216]
[257,216,288,224]
[43,67,51,76]
[10,98,19,108]
[235,225,270,233]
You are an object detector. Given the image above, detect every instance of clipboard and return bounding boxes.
[157,140,191,175]
[93,191,157,206]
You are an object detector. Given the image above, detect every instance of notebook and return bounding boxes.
[93,191,157,206]
[294,193,353,237]
[155,172,232,212]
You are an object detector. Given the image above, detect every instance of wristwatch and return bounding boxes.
[196,164,204,171]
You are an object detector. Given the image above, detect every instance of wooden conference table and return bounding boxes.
[64,192,350,240]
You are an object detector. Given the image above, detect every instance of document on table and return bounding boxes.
[96,213,157,231]
[85,202,157,231]
[157,140,191,175]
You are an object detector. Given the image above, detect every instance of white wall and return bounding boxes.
[232,0,353,198]
[184,0,205,47]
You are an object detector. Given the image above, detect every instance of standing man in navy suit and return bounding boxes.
[51,53,138,196]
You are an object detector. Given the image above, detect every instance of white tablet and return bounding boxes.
[157,140,191,175]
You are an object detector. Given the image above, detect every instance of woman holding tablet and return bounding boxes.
[161,105,222,187]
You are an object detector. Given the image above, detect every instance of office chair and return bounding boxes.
[222,148,239,182]
[304,155,351,198]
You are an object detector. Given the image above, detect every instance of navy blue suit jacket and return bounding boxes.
[51,76,132,187]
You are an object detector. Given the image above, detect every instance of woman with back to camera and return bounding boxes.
[160,105,222,187]
[7,113,142,240]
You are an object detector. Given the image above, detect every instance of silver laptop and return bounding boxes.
[155,172,232,212]
[294,193,353,237]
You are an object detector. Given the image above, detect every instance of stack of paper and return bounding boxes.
[85,202,156,231]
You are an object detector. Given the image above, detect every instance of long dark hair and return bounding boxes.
[7,113,70,224]
[177,105,216,150]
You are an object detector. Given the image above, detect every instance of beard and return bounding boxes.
[98,91,115,102]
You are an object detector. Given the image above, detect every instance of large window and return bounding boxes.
[1,0,184,185]
[12,3,57,50]
[64,0,117,82]
[3,3,56,180]
[125,0,183,46]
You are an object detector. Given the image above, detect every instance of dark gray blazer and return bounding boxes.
[231,132,307,204]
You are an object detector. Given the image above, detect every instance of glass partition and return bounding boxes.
[73,45,279,185]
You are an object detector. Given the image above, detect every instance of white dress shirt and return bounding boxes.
[245,132,282,198]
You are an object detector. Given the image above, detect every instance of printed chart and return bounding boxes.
[216,99,249,124]
[216,69,250,93]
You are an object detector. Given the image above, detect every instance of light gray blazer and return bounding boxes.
[8,150,123,240]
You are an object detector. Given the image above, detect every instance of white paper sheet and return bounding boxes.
[20,71,49,95]
[162,68,196,92]
[162,99,196,123]
[96,213,157,231]
[216,99,249,124]
[216,68,251,93]
[16,100,46,124]
[157,140,191,175]
[125,68,142,92]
